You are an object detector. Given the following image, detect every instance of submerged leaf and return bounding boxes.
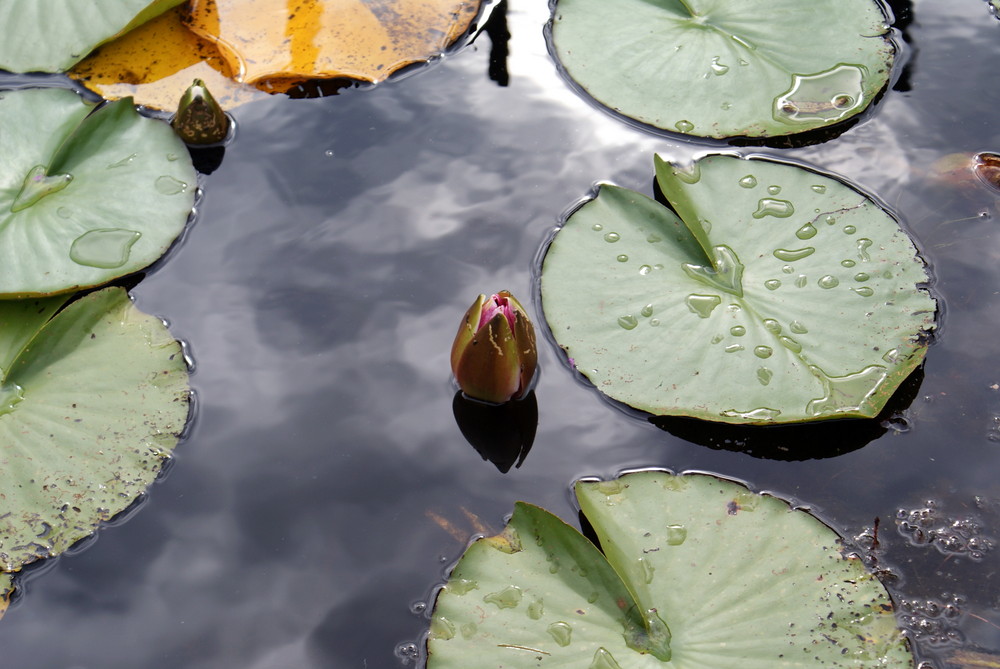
[540,154,936,424]
[0,0,185,73]
[0,287,190,574]
[428,471,913,667]
[0,88,196,297]
[549,0,895,139]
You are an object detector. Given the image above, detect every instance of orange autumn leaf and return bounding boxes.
[185,0,484,85]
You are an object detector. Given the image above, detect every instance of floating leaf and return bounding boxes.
[428,470,913,667]
[0,0,185,73]
[0,572,11,620]
[69,6,269,112]
[0,287,190,575]
[185,0,484,85]
[549,0,894,139]
[0,88,195,297]
[540,154,935,424]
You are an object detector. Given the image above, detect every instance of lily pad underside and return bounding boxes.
[428,470,913,668]
[549,0,895,139]
[0,287,190,575]
[0,88,195,297]
[0,0,184,73]
[71,0,486,110]
[540,154,936,424]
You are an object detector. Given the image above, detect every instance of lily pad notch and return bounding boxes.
[427,469,914,667]
[539,153,936,424]
[548,0,896,139]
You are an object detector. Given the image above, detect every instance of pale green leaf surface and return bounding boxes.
[0,287,190,571]
[429,471,912,668]
[0,88,195,297]
[540,154,935,424]
[550,0,894,138]
[0,0,185,73]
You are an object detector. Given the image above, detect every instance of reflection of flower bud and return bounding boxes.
[450,291,537,404]
[171,79,230,146]
[453,390,537,473]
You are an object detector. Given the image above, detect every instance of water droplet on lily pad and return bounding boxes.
[0,382,25,417]
[774,64,865,123]
[763,319,781,335]
[789,321,808,334]
[675,120,694,133]
[752,198,794,218]
[618,315,638,330]
[757,367,773,385]
[853,286,875,297]
[430,615,456,640]
[70,228,142,269]
[11,165,73,213]
[528,598,544,619]
[795,223,817,240]
[589,646,623,669]
[155,175,188,195]
[765,279,781,290]
[548,621,573,646]
[773,247,815,261]
[640,304,654,317]
[617,254,629,262]
[107,153,136,169]
[665,524,687,545]
[767,185,781,195]
[811,184,827,193]
[604,232,620,243]
[843,225,857,235]
[730,326,746,337]
[738,175,757,188]
[483,586,522,609]
[685,294,721,318]
[754,346,773,359]
[710,56,729,75]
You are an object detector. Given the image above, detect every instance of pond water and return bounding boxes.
[2,1,1000,667]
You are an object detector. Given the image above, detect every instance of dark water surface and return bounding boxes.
[3,1,1000,667]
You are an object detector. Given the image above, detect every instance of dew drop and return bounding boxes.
[590,647,624,669]
[447,578,479,595]
[0,382,25,417]
[654,264,664,270]
[857,238,873,261]
[107,153,136,169]
[794,274,807,288]
[730,325,746,336]
[460,622,477,639]
[853,287,875,297]
[640,304,654,317]
[710,56,730,75]
[675,119,695,133]
[773,64,865,123]
[721,407,781,420]
[882,349,900,364]
[616,254,629,263]
[763,319,782,334]
[430,615,456,640]
[720,101,732,110]
[638,265,652,275]
[767,185,781,195]
[757,367,773,386]
[754,345,773,358]
[780,336,802,353]
[592,223,604,231]
[781,265,794,274]
[685,294,722,319]
[811,184,827,193]
[789,321,808,334]
[773,247,815,261]
[825,215,837,225]
[324,149,334,157]
[11,165,72,212]
[843,225,857,235]
[764,279,781,290]
[56,206,72,219]
[752,198,795,218]
[665,524,687,545]
[650,318,660,326]
[795,223,818,240]
[548,622,573,647]
[70,228,142,269]
[854,272,870,282]
[710,334,724,344]
[738,175,757,188]
[618,315,638,330]
[637,557,655,583]
[818,275,840,289]
[603,232,620,243]
[841,259,856,268]
[155,175,188,195]
[528,599,545,620]
[646,233,662,243]
[724,344,744,353]
[483,586,522,609]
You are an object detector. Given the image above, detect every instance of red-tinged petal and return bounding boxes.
[451,294,485,376]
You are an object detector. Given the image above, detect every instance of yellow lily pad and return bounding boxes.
[70,6,269,111]
[185,0,484,85]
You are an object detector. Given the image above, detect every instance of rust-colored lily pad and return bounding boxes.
[70,6,269,111]
[185,0,483,85]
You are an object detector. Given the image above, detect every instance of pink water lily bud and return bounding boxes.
[451,291,538,404]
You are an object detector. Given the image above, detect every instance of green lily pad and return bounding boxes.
[428,470,913,667]
[540,154,935,424]
[0,287,190,574]
[549,0,894,139]
[0,0,185,73]
[0,88,195,297]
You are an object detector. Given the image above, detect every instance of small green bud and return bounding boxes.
[171,79,229,145]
